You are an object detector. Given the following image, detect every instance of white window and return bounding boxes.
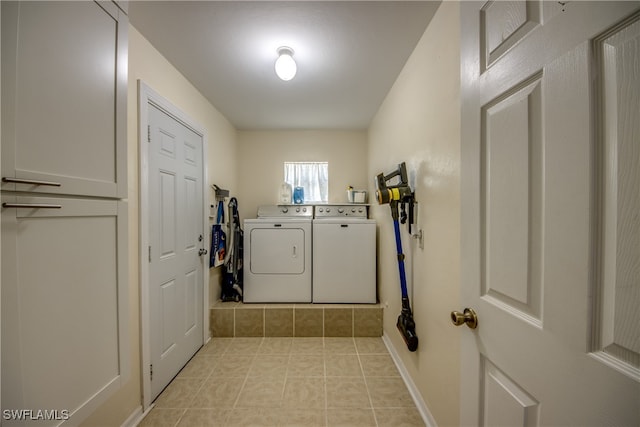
[284,161,329,203]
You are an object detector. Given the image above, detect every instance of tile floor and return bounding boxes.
[139,337,425,427]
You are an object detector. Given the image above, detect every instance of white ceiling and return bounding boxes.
[128,1,441,130]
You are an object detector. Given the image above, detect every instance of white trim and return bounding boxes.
[138,81,210,410]
[382,332,438,427]
[119,405,144,427]
[589,351,640,383]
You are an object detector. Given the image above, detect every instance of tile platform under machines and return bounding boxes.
[216,204,382,339]
[210,302,383,338]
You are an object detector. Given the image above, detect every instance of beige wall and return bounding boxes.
[81,25,237,426]
[368,2,461,426]
[236,130,368,222]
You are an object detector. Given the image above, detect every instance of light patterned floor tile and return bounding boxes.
[249,355,289,379]
[354,337,388,354]
[325,354,362,377]
[323,338,356,354]
[278,408,326,427]
[176,408,230,427]
[326,408,376,427]
[290,337,324,354]
[359,354,399,377]
[236,377,285,408]
[177,354,219,379]
[211,355,254,378]
[200,338,233,356]
[287,354,324,377]
[366,377,415,408]
[259,337,293,354]
[224,408,281,427]
[226,337,264,354]
[282,377,326,409]
[154,378,205,408]
[139,408,185,427]
[375,407,426,426]
[190,377,244,408]
[325,378,370,408]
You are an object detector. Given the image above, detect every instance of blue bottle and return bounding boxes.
[293,187,304,204]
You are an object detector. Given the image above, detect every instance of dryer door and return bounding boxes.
[250,227,306,274]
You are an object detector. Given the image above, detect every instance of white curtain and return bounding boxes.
[284,162,328,203]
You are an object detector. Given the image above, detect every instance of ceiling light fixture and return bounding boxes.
[275,46,296,81]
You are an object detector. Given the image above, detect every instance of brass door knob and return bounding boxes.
[451,308,478,329]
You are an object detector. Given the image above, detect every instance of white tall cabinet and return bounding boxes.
[1,1,128,425]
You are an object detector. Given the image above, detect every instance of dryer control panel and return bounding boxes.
[257,205,313,217]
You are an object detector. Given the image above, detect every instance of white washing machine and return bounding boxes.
[313,205,376,303]
[243,205,312,303]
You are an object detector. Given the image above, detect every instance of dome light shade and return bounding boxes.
[275,47,296,81]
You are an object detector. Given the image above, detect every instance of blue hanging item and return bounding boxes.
[210,202,226,268]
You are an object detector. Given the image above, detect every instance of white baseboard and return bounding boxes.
[120,405,145,427]
[382,332,438,427]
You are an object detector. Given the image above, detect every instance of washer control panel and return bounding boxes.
[315,205,368,218]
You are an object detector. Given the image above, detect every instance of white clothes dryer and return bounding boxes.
[243,205,312,303]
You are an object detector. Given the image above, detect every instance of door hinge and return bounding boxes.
[147,125,151,143]
[148,246,151,262]
[150,364,153,381]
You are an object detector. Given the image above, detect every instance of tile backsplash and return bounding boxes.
[211,302,383,338]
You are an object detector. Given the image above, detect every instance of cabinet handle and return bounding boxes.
[2,203,62,209]
[2,177,62,187]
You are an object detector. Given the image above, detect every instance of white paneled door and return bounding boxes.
[148,103,205,401]
[460,2,639,426]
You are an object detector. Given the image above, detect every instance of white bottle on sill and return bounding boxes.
[279,182,292,204]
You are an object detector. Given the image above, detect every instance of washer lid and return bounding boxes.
[313,217,375,224]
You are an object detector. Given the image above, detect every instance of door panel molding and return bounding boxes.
[480,71,544,327]
[480,0,541,72]
[591,12,640,381]
[481,356,539,427]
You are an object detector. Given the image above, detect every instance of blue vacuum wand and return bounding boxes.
[375,163,418,352]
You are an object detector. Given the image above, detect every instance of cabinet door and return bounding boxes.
[1,1,127,198]
[1,196,129,425]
